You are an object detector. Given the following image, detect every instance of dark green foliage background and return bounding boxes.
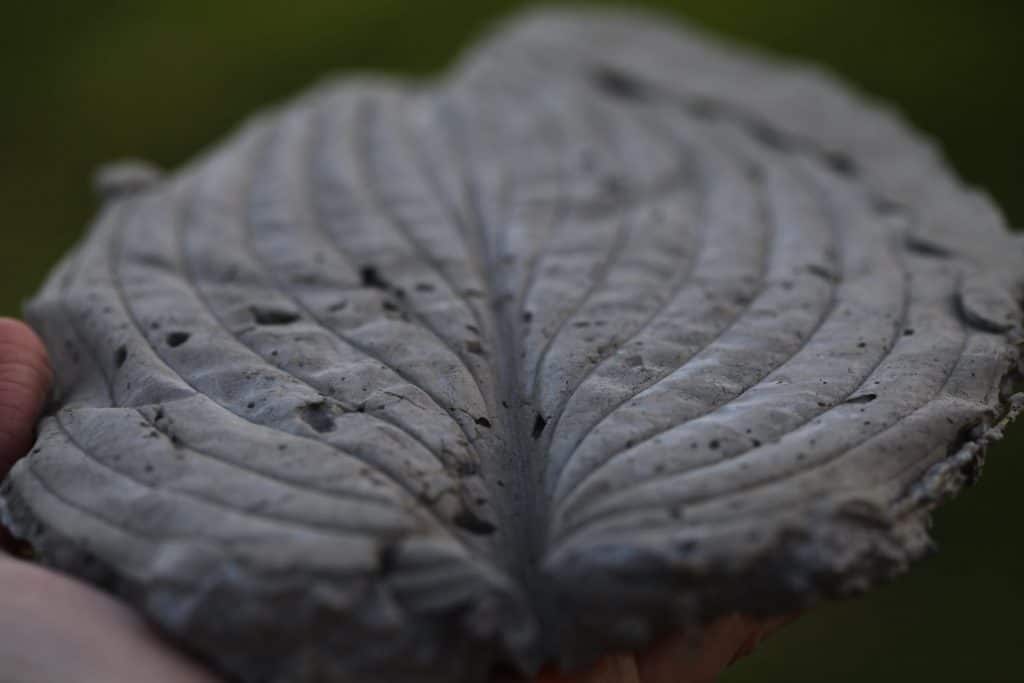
[2,2,1021,680]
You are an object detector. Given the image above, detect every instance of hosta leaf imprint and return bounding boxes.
[2,8,1022,683]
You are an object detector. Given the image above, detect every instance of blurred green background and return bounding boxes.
[2,1,1021,680]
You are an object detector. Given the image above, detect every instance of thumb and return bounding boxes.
[0,318,52,476]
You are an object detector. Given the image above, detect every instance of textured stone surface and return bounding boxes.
[2,8,1022,683]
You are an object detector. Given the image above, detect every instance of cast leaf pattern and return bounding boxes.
[2,8,1022,683]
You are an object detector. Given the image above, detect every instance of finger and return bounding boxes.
[531,613,798,683]
[0,554,220,683]
[534,654,641,683]
[634,614,798,683]
[0,318,53,476]
[727,613,798,666]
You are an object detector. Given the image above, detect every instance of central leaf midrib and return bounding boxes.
[434,89,554,633]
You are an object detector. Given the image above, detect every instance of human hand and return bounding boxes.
[529,614,793,683]
[0,318,217,682]
[0,317,789,682]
